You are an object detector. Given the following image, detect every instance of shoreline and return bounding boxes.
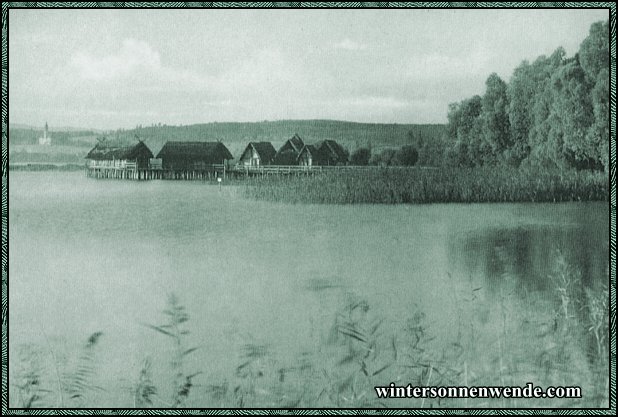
[9,162,86,171]
[8,167,608,204]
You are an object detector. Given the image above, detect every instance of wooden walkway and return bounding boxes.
[86,164,437,181]
[86,164,227,180]
[230,164,437,177]
[233,165,373,174]
[230,165,339,177]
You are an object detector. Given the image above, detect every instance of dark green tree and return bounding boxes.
[579,20,609,83]
[549,57,595,168]
[446,95,483,167]
[350,147,371,166]
[370,148,397,166]
[579,20,610,170]
[526,48,567,168]
[506,61,537,166]
[394,145,419,166]
[480,73,511,164]
[587,68,610,170]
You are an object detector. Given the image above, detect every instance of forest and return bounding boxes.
[444,20,609,171]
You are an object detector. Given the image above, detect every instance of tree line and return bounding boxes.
[348,129,449,167]
[445,20,609,171]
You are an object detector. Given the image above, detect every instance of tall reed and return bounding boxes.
[131,357,157,408]
[63,331,104,406]
[9,257,609,408]
[144,293,201,408]
[242,167,606,204]
[12,332,104,408]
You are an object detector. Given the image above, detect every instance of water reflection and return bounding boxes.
[449,224,608,296]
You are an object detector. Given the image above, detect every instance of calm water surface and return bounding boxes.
[8,172,609,407]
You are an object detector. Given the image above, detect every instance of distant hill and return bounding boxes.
[9,123,105,133]
[9,120,447,165]
[8,123,40,130]
[117,120,447,156]
[8,127,101,147]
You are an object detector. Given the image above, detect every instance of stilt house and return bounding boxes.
[274,134,305,165]
[297,140,349,166]
[297,144,321,166]
[238,142,277,167]
[85,140,154,169]
[315,140,349,166]
[156,141,233,170]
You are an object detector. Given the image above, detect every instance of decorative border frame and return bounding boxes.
[0,2,615,415]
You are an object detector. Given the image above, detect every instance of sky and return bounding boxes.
[8,8,609,130]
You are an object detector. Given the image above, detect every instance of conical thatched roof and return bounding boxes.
[317,140,348,164]
[298,144,320,159]
[288,134,305,153]
[156,141,233,164]
[274,134,306,164]
[85,141,153,160]
[240,142,277,164]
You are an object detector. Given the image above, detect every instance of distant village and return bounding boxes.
[15,121,429,176]
[85,132,352,180]
[38,122,52,145]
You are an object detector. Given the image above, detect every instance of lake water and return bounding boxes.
[8,172,610,408]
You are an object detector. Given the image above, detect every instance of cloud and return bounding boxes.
[69,38,222,98]
[218,48,288,92]
[61,42,325,126]
[71,38,161,80]
[69,40,307,99]
[407,51,490,81]
[214,47,325,102]
[333,39,367,51]
[340,96,409,109]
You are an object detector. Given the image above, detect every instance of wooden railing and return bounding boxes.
[231,164,438,173]
[85,162,438,181]
[87,162,226,171]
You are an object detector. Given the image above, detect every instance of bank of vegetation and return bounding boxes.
[10,255,609,408]
[243,167,606,204]
[242,20,610,204]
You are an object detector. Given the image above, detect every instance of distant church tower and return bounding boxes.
[38,122,51,145]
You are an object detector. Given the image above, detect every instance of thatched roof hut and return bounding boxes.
[238,142,276,166]
[156,141,233,170]
[297,140,348,166]
[85,141,154,169]
[274,134,305,165]
[297,144,321,166]
[316,140,349,166]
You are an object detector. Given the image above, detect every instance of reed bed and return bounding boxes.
[242,167,607,204]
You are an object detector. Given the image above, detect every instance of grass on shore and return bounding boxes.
[9,163,86,172]
[242,167,607,204]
